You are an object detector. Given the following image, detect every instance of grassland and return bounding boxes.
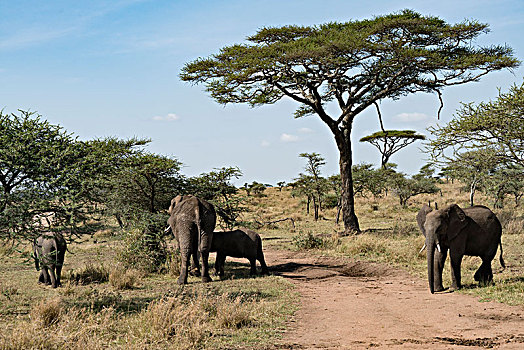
[0,181,522,349]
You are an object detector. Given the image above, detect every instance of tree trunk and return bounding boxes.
[313,196,319,221]
[336,128,360,234]
[470,179,477,206]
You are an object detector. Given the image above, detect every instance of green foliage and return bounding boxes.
[389,167,440,207]
[292,233,325,250]
[247,181,266,197]
[103,152,186,228]
[428,82,524,166]
[0,110,147,243]
[118,223,168,273]
[190,167,246,229]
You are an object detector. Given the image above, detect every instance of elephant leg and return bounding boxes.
[177,248,191,285]
[189,244,201,277]
[200,251,212,283]
[475,260,493,286]
[55,265,63,287]
[249,258,257,275]
[259,256,270,275]
[38,270,46,284]
[449,251,463,291]
[48,266,58,288]
[41,267,51,285]
[214,252,224,277]
[433,248,447,292]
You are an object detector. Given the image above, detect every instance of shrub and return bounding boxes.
[292,232,324,249]
[118,228,168,273]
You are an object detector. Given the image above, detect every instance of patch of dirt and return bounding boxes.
[263,249,524,350]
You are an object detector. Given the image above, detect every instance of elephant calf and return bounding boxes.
[211,228,269,278]
[33,232,67,288]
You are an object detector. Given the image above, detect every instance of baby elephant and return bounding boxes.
[211,228,269,278]
[33,232,67,288]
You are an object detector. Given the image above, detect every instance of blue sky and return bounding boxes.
[1,0,523,185]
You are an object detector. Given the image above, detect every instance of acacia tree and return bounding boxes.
[360,130,425,168]
[0,110,146,244]
[429,82,524,167]
[180,10,518,233]
[299,152,328,221]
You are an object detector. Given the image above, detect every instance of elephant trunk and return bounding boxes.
[426,234,436,294]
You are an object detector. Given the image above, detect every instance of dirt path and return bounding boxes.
[263,249,524,349]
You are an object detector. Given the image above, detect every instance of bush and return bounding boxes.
[322,193,339,209]
[118,228,168,273]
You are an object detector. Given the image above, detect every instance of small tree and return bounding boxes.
[104,152,186,228]
[299,153,329,221]
[190,167,245,229]
[360,130,425,168]
[276,181,286,191]
[442,148,499,206]
[389,167,440,207]
[248,181,267,197]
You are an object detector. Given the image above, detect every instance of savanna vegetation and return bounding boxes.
[1,10,523,350]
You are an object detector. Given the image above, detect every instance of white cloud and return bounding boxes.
[152,113,179,121]
[298,127,314,134]
[261,140,270,147]
[394,112,432,123]
[280,133,299,142]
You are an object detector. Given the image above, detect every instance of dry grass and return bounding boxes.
[109,265,141,290]
[66,263,110,285]
[0,181,521,349]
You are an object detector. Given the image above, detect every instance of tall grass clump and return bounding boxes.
[67,263,109,285]
[30,297,63,327]
[109,264,141,290]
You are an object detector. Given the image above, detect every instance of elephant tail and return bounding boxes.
[32,237,40,271]
[499,241,506,269]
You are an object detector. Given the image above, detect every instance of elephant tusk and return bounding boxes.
[164,226,171,234]
[418,243,426,254]
[436,243,441,253]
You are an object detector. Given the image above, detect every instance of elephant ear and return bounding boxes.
[446,204,468,241]
[169,195,184,215]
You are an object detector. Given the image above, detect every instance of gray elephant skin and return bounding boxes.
[167,195,216,284]
[211,227,269,278]
[419,204,504,294]
[33,232,67,288]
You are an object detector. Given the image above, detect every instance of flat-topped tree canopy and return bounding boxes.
[360,130,426,168]
[180,9,519,234]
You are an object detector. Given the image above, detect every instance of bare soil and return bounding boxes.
[264,249,524,349]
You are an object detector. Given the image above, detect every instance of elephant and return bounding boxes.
[420,204,504,294]
[32,232,67,288]
[167,195,216,284]
[211,227,269,278]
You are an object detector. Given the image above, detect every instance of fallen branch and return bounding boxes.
[255,217,295,229]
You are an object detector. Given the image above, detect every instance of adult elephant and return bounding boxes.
[33,232,67,288]
[167,195,216,284]
[422,204,504,294]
